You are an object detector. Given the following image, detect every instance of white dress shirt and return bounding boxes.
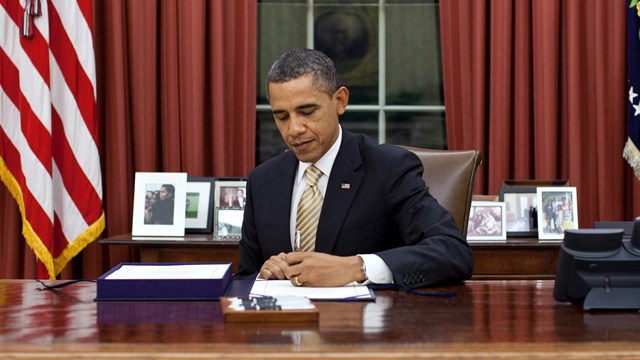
[289,126,393,285]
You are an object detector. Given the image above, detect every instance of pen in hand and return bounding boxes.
[295,230,301,252]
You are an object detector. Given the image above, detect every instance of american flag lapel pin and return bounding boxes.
[341,183,351,190]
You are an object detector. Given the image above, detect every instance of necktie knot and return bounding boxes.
[305,165,322,186]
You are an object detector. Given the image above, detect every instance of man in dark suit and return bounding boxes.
[236,48,473,289]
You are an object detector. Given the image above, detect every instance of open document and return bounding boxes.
[249,279,374,300]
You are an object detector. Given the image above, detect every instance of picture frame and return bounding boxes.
[536,186,579,241]
[132,172,187,237]
[215,208,244,239]
[466,201,507,242]
[502,179,569,188]
[472,194,499,202]
[185,177,215,234]
[499,187,538,237]
[213,178,247,240]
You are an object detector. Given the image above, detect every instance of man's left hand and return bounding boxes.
[283,252,365,287]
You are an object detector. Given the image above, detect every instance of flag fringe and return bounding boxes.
[0,157,104,279]
[0,157,56,279]
[53,212,105,275]
[624,137,640,181]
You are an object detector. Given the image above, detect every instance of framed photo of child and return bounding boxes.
[131,172,187,237]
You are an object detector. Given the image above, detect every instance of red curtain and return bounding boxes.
[0,0,257,279]
[440,0,640,227]
[5,0,638,278]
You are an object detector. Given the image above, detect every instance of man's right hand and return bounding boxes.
[258,252,290,280]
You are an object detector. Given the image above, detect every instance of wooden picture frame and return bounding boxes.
[502,179,569,188]
[185,177,215,234]
[132,172,187,237]
[472,195,499,202]
[499,187,538,237]
[466,201,507,242]
[537,187,578,241]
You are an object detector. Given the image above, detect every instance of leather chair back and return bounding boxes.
[402,147,482,238]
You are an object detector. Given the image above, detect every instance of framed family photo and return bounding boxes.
[536,187,579,241]
[466,201,507,242]
[185,177,215,234]
[213,178,247,240]
[499,187,538,237]
[131,172,187,237]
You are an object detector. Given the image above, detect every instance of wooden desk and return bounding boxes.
[471,238,559,279]
[0,279,639,358]
[101,235,560,279]
[102,234,242,272]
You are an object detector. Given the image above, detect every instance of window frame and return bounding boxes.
[256,0,445,159]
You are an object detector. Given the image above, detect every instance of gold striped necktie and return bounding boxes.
[296,165,323,252]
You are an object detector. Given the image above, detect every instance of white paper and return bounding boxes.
[249,279,373,300]
[105,264,230,280]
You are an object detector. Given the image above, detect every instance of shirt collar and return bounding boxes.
[296,125,342,184]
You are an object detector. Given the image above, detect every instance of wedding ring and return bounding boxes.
[294,276,302,286]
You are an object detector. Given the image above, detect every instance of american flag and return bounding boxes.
[0,0,104,279]
[627,0,640,180]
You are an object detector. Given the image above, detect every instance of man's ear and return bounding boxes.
[334,86,350,115]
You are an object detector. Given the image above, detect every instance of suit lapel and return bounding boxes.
[271,151,298,251]
[315,131,363,253]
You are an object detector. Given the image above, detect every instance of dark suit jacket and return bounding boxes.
[237,129,473,288]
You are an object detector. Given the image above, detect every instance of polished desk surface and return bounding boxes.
[0,280,639,359]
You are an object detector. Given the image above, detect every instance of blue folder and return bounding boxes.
[96,262,232,301]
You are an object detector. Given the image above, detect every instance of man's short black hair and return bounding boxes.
[266,48,339,98]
